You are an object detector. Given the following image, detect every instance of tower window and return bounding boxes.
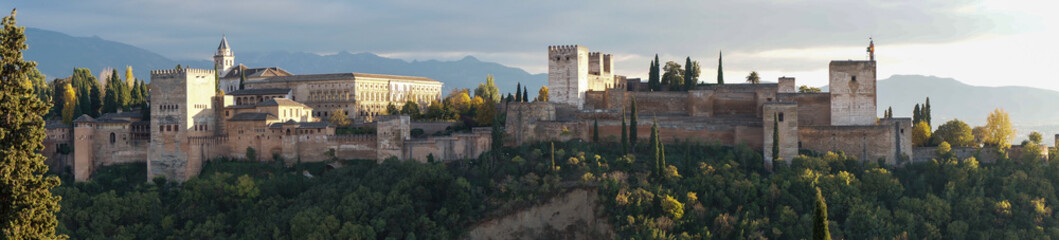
[778,113,785,122]
[110,133,116,144]
[851,76,857,82]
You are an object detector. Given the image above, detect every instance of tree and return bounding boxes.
[983,108,1014,147]
[1029,131,1043,145]
[924,97,932,127]
[60,81,76,124]
[474,75,500,103]
[936,141,953,159]
[813,188,831,240]
[246,147,258,161]
[239,67,246,90]
[913,121,932,147]
[522,86,528,102]
[385,103,399,115]
[683,57,698,91]
[400,100,420,117]
[535,86,548,102]
[662,61,683,91]
[972,126,987,147]
[798,85,822,93]
[717,51,724,84]
[649,55,661,91]
[621,108,628,154]
[175,64,182,69]
[0,9,64,238]
[328,109,351,127]
[550,142,556,174]
[472,96,497,126]
[629,98,638,150]
[443,89,471,114]
[772,113,780,163]
[934,119,974,147]
[745,71,760,84]
[102,69,130,113]
[651,120,660,178]
[913,104,921,124]
[490,115,504,165]
[592,119,599,143]
[515,83,522,103]
[125,65,135,87]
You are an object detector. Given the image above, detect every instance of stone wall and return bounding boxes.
[148,68,217,182]
[548,45,589,108]
[403,127,491,162]
[778,93,831,126]
[912,147,1001,163]
[764,103,799,168]
[505,102,557,146]
[376,115,411,161]
[829,61,877,126]
[799,125,898,164]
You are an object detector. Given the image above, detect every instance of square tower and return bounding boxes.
[548,45,589,109]
[148,68,217,181]
[828,61,876,126]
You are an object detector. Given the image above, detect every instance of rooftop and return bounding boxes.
[226,88,292,96]
[229,112,277,122]
[247,72,440,84]
[256,98,310,108]
[221,65,293,79]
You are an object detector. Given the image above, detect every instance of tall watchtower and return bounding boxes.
[214,36,235,76]
[548,45,589,109]
[148,68,217,181]
[828,60,877,126]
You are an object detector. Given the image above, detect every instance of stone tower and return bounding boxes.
[547,45,615,109]
[148,68,217,181]
[828,60,877,126]
[214,36,235,76]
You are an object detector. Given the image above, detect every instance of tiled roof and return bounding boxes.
[256,98,310,108]
[247,72,440,84]
[45,121,70,129]
[226,88,291,96]
[229,112,277,121]
[221,65,293,79]
[99,112,143,120]
[72,115,94,123]
[297,122,333,129]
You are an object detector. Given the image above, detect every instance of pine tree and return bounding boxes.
[0,9,64,238]
[924,97,932,128]
[515,83,521,102]
[813,187,831,240]
[717,51,724,85]
[629,97,639,151]
[913,104,921,124]
[592,119,599,143]
[621,108,628,155]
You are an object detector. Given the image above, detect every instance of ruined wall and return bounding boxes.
[799,125,897,164]
[764,103,799,168]
[829,61,877,126]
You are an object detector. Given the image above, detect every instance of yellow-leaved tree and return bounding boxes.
[983,108,1014,147]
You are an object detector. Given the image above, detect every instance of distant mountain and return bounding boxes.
[21,28,545,96]
[23,28,181,81]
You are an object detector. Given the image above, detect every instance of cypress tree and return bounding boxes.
[813,187,832,240]
[924,97,932,128]
[717,51,724,85]
[629,98,638,150]
[648,55,660,91]
[238,67,246,90]
[523,86,528,102]
[102,81,117,113]
[660,141,666,178]
[913,104,921,124]
[214,62,221,94]
[550,142,556,174]
[650,120,659,178]
[0,9,64,238]
[592,119,599,143]
[684,57,694,91]
[772,113,780,167]
[515,83,522,102]
[89,79,101,117]
[621,108,628,155]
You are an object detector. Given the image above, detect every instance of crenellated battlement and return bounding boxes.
[150,68,216,76]
[548,45,585,56]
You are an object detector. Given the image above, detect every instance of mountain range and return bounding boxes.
[21,28,1059,144]
[22,28,546,97]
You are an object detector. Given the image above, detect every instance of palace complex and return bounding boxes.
[42,38,916,182]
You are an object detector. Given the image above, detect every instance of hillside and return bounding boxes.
[22,28,545,95]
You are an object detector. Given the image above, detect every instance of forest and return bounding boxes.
[52,131,1059,239]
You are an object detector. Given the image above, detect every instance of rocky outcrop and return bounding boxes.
[465,188,614,240]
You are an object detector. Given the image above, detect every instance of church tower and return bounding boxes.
[214,35,235,76]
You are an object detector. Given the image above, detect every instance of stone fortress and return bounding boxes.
[45,37,491,182]
[508,43,913,169]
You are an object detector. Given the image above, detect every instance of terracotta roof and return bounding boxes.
[229,112,277,121]
[268,121,334,129]
[99,112,143,120]
[256,98,310,108]
[247,72,440,84]
[45,121,70,129]
[73,115,95,123]
[226,88,291,96]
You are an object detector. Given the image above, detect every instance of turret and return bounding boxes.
[214,35,235,76]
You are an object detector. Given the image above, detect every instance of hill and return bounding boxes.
[22,28,545,95]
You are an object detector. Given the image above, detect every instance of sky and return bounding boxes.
[4,0,1057,90]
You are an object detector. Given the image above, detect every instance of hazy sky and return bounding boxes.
[4,0,1056,90]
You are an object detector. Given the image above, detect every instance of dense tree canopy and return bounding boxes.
[934,119,975,147]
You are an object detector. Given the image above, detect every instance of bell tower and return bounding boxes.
[214,35,235,76]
